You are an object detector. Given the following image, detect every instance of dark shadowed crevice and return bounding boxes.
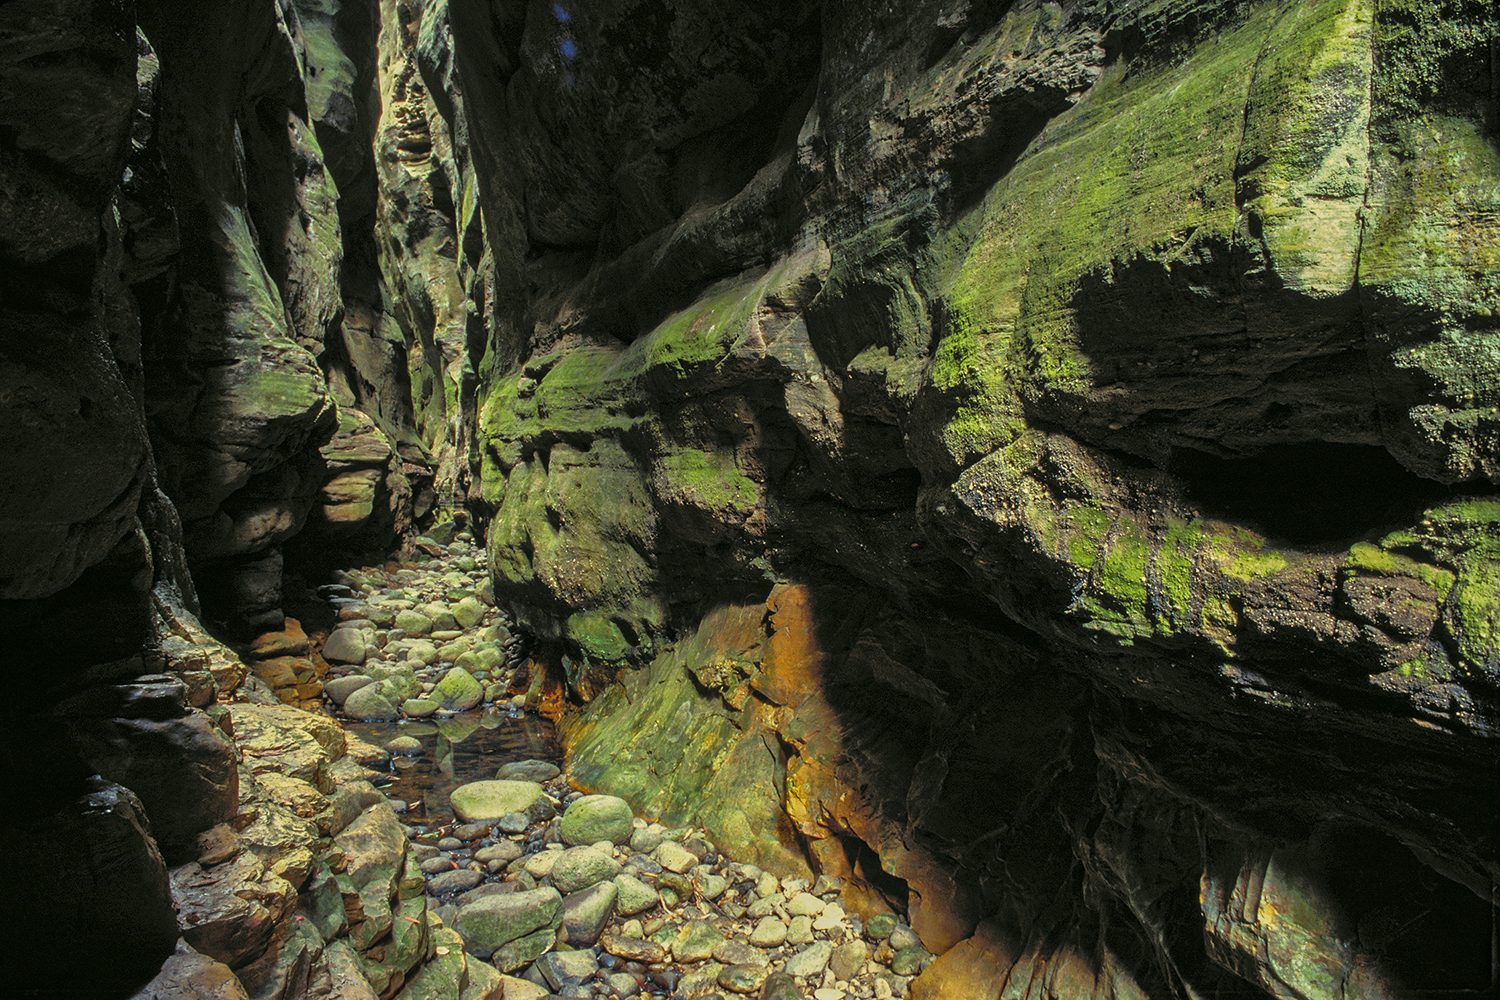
[1167,442,1447,547]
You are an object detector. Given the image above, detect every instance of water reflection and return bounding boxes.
[345,707,563,831]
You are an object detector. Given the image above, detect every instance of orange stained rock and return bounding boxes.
[533,661,567,721]
[249,617,311,660]
[911,919,1017,1000]
[758,583,826,708]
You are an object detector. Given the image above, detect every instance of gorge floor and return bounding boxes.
[277,531,928,1000]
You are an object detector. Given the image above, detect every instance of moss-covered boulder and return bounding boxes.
[432,667,483,712]
[343,684,398,721]
[559,795,635,847]
[452,596,487,629]
[549,846,621,894]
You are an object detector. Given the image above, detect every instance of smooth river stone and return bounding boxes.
[449,780,552,824]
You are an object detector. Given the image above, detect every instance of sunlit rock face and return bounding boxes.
[453,1,1500,996]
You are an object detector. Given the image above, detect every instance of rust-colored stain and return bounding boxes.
[757,583,826,708]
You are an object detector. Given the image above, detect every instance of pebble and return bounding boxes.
[813,902,847,931]
[750,916,788,948]
[891,946,927,976]
[427,868,484,895]
[420,856,454,875]
[655,840,698,874]
[889,925,920,951]
[784,941,832,979]
[787,891,825,916]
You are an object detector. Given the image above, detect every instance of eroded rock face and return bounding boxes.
[454,1,1500,997]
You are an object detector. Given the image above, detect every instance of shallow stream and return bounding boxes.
[345,708,564,830]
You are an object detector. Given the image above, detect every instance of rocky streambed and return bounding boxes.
[286,528,929,999]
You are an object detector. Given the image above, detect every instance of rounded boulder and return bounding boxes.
[559,794,634,846]
[450,780,554,824]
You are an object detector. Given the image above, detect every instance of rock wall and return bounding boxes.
[0,0,476,994]
[453,1,1500,997]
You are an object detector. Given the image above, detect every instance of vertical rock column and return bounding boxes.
[136,0,338,634]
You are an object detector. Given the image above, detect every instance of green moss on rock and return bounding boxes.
[656,447,759,516]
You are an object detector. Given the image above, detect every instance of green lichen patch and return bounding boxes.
[630,272,769,380]
[563,603,808,876]
[485,439,656,617]
[1237,0,1375,294]
[1080,521,1154,640]
[566,610,632,664]
[1207,526,1291,582]
[1371,0,1500,120]
[924,2,1344,470]
[655,447,759,516]
[1345,541,1456,598]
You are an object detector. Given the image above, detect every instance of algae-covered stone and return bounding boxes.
[559,794,635,846]
[343,684,398,720]
[449,780,552,823]
[405,639,440,666]
[395,609,432,635]
[655,840,697,873]
[678,961,727,996]
[368,663,421,702]
[785,941,832,979]
[670,920,723,962]
[865,913,897,940]
[462,961,503,1000]
[496,975,549,1000]
[454,886,562,957]
[713,940,767,967]
[536,949,600,990]
[396,926,466,1000]
[385,736,421,756]
[550,846,620,894]
[560,881,617,946]
[432,667,483,711]
[891,945,929,976]
[452,596,487,629]
[759,972,800,1000]
[324,674,375,705]
[492,928,555,973]
[613,873,659,916]
[437,638,471,661]
[719,963,770,994]
[402,698,438,718]
[831,940,870,980]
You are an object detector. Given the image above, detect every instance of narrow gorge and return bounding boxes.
[2,1,1497,998]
